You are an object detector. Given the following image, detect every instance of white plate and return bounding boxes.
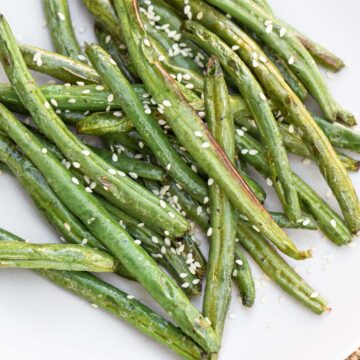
[0,1,359,359]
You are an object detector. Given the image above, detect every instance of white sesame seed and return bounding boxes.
[134,239,142,245]
[241,149,249,155]
[85,187,93,193]
[249,149,258,155]
[279,27,286,38]
[166,163,171,170]
[107,93,114,103]
[288,124,295,133]
[208,178,214,186]
[144,38,151,47]
[228,313,236,320]
[252,225,260,233]
[163,100,172,107]
[160,200,167,209]
[196,206,202,215]
[266,178,273,187]
[302,158,311,165]
[112,153,118,162]
[236,129,244,136]
[82,149,90,156]
[288,56,295,65]
[201,142,210,148]
[50,98,58,107]
[196,11,203,20]
[252,59,259,68]
[129,172,138,179]
[330,219,337,228]
[265,24,273,33]
[108,168,117,175]
[310,292,319,299]
[71,177,79,185]
[259,92,266,101]
[203,196,209,204]
[68,98,76,104]
[127,294,135,299]
[259,56,268,63]
[181,282,190,288]
[207,227,213,236]
[41,147,48,154]
[168,212,175,219]
[82,89,91,94]
[303,218,311,226]
[95,85,104,91]
[57,12,65,21]
[81,239,88,245]
[91,304,98,309]
[105,35,111,44]
[180,273,188,278]
[236,259,243,266]
[117,170,126,177]
[231,45,240,51]
[44,101,50,109]
[72,162,80,168]
[64,223,71,231]
[113,111,122,117]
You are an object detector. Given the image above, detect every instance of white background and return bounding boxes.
[0,1,359,359]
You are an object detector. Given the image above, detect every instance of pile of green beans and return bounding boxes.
[0,0,358,358]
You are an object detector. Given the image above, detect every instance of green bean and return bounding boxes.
[207,0,355,125]
[20,44,100,84]
[113,0,310,260]
[96,196,202,296]
[0,19,188,238]
[83,0,123,42]
[313,115,360,153]
[177,2,360,232]
[270,212,317,230]
[86,43,208,203]
[0,101,218,353]
[236,222,329,314]
[250,0,345,72]
[94,21,139,83]
[43,0,86,62]
[89,145,167,182]
[183,20,302,222]
[76,112,134,135]
[0,241,117,272]
[235,116,360,172]
[0,229,207,360]
[235,131,353,245]
[203,57,237,344]
[233,247,255,307]
[259,41,308,101]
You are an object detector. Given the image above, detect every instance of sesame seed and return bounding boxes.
[144,38,151,47]
[107,93,114,103]
[266,178,273,187]
[303,218,311,226]
[41,147,48,154]
[50,98,58,107]
[180,273,188,278]
[108,168,117,175]
[134,239,142,245]
[231,45,240,51]
[310,292,319,299]
[71,177,79,185]
[203,196,209,204]
[330,219,337,228]
[207,227,213,236]
[302,158,311,165]
[288,124,295,133]
[259,56,268,63]
[196,11,203,20]
[196,206,202,215]
[76,81,85,86]
[236,259,243,266]
[57,12,65,21]
[129,172,138,179]
[68,98,76,104]
[168,212,175,219]
[194,130,202,137]
[249,149,258,155]
[236,129,244,136]
[81,239,88,245]
[192,279,200,284]
[228,313,236,320]
[113,111,122,117]
[208,178,214,186]
[64,223,71,231]
[288,56,295,65]
[279,27,286,37]
[117,170,126,177]
[82,89,91,94]
[252,225,260,233]
[259,92,266,101]
[105,35,111,44]
[160,200,167,208]
[44,101,50,109]
[165,238,171,246]
[112,153,118,162]
[166,163,171,170]
[127,294,135,299]
[265,24,273,33]
[252,59,259,68]
[201,142,210,148]
[151,236,159,244]
[181,282,190,288]
[82,149,90,156]
[91,304,98,309]
[85,187,92,193]
[163,100,172,107]
[241,149,249,155]
[95,85,104,91]
[232,270,238,277]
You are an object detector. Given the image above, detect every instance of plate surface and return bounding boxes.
[0,1,359,359]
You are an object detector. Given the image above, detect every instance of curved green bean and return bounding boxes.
[43,0,86,62]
